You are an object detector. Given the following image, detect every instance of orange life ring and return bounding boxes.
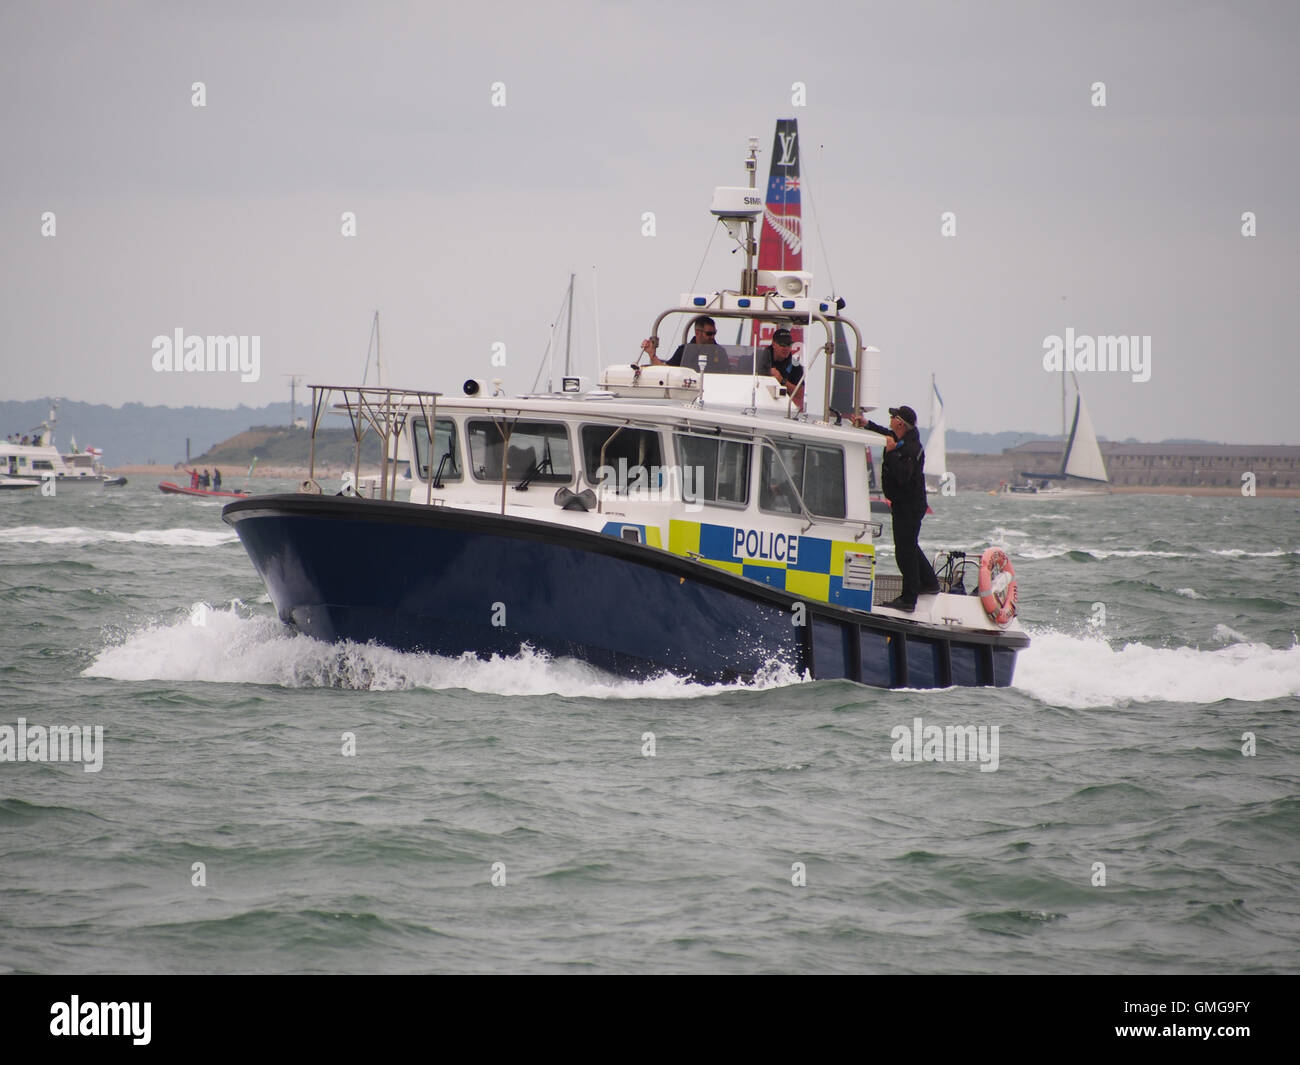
[977,547,1018,625]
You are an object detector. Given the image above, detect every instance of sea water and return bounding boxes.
[1,483,1297,973]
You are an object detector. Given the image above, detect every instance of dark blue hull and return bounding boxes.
[222,495,1027,688]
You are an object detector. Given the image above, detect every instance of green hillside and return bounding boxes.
[194,426,382,468]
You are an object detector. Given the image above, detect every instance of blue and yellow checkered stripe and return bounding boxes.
[599,521,664,548]
[665,520,873,609]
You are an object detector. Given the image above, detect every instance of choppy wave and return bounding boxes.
[1013,545,1194,561]
[1015,628,1300,709]
[0,525,236,547]
[974,543,1299,562]
[1208,548,1295,558]
[83,605,805,697]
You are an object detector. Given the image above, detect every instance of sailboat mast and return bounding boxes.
[1061,370,1067,464]
[563,272,574,378]
[376,310,383,387]
[361,310,381,386]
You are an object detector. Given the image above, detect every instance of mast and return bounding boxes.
[1061,370,1067,465]
[361,311,382,386]
[925,374,947,480]
[563,272,574,377]
[742,137,759,294]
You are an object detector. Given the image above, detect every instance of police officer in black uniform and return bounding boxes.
[854,404,939,612]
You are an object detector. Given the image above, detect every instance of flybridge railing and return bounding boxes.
[644,305,867,420]
[305,385,442,504]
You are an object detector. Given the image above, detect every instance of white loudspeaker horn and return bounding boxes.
[757,270,812,297]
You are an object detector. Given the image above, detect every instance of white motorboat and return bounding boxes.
[222,125,1029,688]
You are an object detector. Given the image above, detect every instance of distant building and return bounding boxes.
[1005,440,1299,489]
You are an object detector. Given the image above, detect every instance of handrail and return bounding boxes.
[304,385,441,502]
[643,305,867,418]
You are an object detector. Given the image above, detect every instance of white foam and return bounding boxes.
[1174,587,1205,599]
[1015,629,1300,708]
[0,525,236,547]
[83,606,805,697]
[1015,545,1070,560]
[1213,623,1251,644]
[1208,548,1295,558]
[1011,544,1292,562]
[1083,548,1190,559]
[1004,543,1194,561]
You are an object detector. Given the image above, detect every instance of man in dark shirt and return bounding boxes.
[755,328,805,412]
[641,316,724,368]
[854,404,939,611]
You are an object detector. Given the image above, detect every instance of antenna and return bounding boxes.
[591,266,602,380]
[564,273,575,378]
[284,374,305,426]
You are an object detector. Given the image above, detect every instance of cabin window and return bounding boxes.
[581,425,663,493]
[411,417,462,483]
[759,440,845,519]
[674,433,751,506]
[467,419,573,485]
[677,343,755,375]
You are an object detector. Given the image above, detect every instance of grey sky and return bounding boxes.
[2,0,1296,442]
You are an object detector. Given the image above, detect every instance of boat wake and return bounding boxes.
[83,604,806,697]
[1014,627,1300,709]
[0,525,237,547]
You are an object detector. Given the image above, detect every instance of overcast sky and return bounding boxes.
[2,0,1296,442]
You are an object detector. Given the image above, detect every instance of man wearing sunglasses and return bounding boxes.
[641,316,722,367]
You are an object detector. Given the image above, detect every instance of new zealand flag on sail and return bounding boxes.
[751,118,804,352]
[758,117,802,274]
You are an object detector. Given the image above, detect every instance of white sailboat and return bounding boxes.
[1011,371,1109,493]
[1059,373,1108,483]
[924,374,947,493]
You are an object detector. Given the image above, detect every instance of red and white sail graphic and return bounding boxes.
[752,118,803,355]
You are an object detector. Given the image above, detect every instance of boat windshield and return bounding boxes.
[467,419,574,485]
[677,344,757,375]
